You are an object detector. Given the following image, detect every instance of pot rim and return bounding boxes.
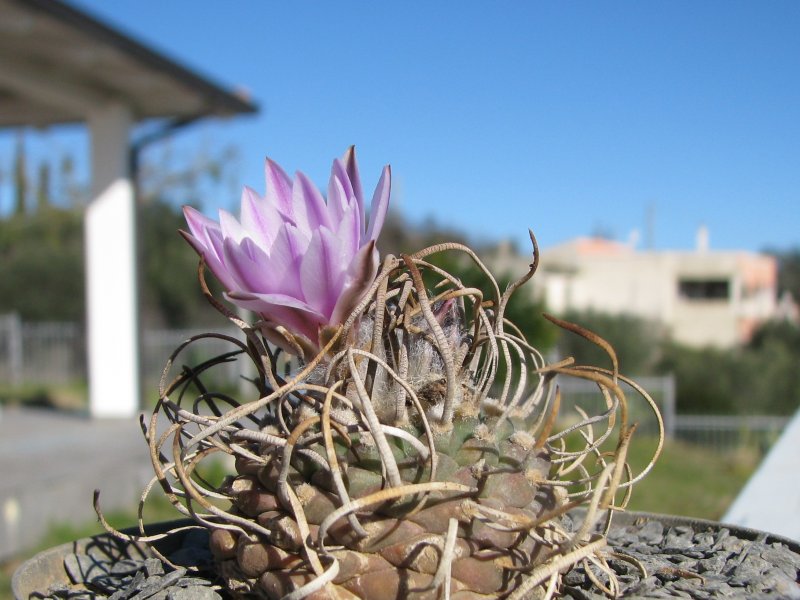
[12,511,800,599]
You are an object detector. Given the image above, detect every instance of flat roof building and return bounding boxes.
[492,229,781,348]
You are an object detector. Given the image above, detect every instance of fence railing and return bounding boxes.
[672,414,790,451]
[555,374,791,451]
[0,314,86,386]
[141,327,245,388]
[0,313,792,452]
[555,374,676,438]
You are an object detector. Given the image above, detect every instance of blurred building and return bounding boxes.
[492,227,782,348]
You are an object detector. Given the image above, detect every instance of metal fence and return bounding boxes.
[0,314,86,386]
[0,313,242,390]
[555,374,676,438]
[141,327,245,389]
[555,373,791,451]
[0,313,792,452]
[672,414,790,451]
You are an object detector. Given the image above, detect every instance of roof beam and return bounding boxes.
[0,53,111,118]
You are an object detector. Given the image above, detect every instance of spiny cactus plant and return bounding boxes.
[98,148,662,599]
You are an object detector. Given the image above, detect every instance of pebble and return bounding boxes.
[38,529,223,600]
[563,518,800,599]
[38,517,800,599]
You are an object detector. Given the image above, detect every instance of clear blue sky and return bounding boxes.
[6,1,800,252]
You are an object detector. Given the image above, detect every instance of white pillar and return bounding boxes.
[85,103,140,418]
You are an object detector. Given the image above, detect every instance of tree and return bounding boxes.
[556,309,665,376]
[768,248,800,302]
[13,132,27,216]
[135,140,240,328]
[0,207,84,321]
[658,321,800,416]
[0,138,238,328]
[35,161,51,213]
[138,200,223,328]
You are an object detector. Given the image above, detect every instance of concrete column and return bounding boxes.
[85,103,139,418]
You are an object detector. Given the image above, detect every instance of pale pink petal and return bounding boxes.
[265,157,295,222]
[218,209,247,244]
[326,172,349,224]
[263,225,306,299]
[226,290,326,343]
[240,186,280,250]
[293,171,331,233]
[341,147,365,228]
[330,240,379,325]
[179,229,238,291]
[365,165,391,243]
[221,237,280,294]
[300,228,347,318]
[335,201,360,264]
[183,205,220,242]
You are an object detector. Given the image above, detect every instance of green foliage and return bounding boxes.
[557,309,664,375]
[660,321,800,415]
[554,309,800,415]
[766,247,800,301]
[0,137,236,327]
[424,250,557,352]
[659,343,741,414]
[0,202,220,327]
[13,134,27,217]
[0,208,85,321]
[35,161,51,212]
[138,201,221,328]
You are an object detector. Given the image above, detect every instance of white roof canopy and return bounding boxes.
[0,0,256,127]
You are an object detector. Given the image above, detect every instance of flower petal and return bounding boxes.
[293,171,331,233]
[366,165,391,242]
[218,209,247,244]
[179,229,238,292]
[341,146,365,229]
[335,200,360,264]
[330,240,379,325]
[240,185,280,251]
[181,206,238,290]
[226,290,326,344]
[183,205,220,242]
[326,169,349,225]
[265,157,295,222]
[221,237,276,294]
[300,227,346,318]
[266,224,308,299]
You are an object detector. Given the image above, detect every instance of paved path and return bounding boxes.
[0,406,155,562]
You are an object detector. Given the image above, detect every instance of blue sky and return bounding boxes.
[4,1,800,252]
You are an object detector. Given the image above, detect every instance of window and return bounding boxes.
[678,279,730,300]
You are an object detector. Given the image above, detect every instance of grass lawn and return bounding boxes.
[623,435,759,520]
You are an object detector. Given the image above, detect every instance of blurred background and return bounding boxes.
[1,0,799,593]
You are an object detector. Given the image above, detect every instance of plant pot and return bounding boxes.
[11,519,211,600]
[13,512,800,599]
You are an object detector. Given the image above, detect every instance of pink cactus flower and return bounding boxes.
[182,147,390,352]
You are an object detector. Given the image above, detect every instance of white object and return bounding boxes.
[85,103,140,418]
[723,408,800,541]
